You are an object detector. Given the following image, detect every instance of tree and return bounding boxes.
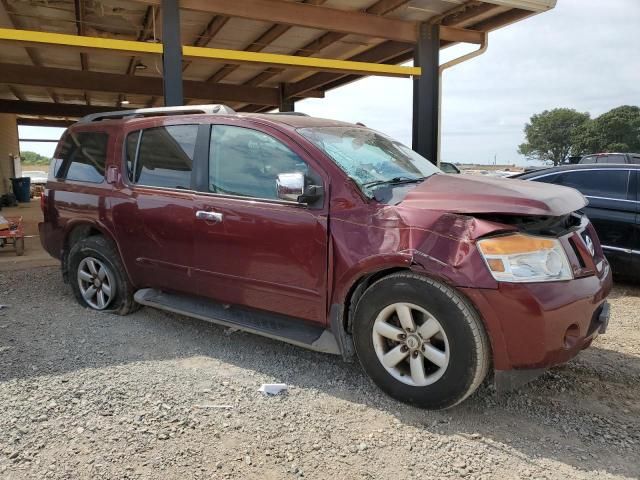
[572,105,640,154]
[518,108,590,165]
[21,151,50,165]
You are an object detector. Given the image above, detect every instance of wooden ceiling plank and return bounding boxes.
[135,0,418,43]
[205,0,328,84]
[242,0,412,88]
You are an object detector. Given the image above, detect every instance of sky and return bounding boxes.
[19,0,640,166]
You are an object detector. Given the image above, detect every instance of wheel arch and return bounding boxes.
[61,220,132,285]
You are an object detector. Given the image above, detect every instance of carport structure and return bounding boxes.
[0,0,556,194]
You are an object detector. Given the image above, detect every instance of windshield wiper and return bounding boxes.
[362,176,427,189]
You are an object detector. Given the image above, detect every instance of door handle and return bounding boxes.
[195,210,223,223]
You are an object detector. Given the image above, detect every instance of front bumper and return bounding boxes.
[461,260,612,377]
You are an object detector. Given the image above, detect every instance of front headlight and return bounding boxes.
[477,233,573,283]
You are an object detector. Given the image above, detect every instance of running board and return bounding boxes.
[134,289,341,355]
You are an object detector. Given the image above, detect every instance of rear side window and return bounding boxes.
[602,154,627,164]
[126,125,198,189]
[556,170,630,200]
[580,155,596,164]
[58,131,108,183]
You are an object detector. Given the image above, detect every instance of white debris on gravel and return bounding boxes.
[258,383,288,395]
[0,267,639,479]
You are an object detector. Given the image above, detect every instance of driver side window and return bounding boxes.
[209,125,309,199]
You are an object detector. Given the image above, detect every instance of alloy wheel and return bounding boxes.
[77,257,116,310]
[371,302,450,386]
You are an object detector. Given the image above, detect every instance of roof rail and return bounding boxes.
[77,104,236,123]
[262,112,309,116]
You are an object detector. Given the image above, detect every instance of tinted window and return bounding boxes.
[130,125,198,189]
[580,155,596,164]
[603,154,627,164]
[59,132,108,183]
[557,170,629,199]
[209,125,309,199]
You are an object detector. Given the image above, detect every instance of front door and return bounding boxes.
[192,123,329,325]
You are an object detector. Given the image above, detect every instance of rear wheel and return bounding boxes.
[68,236,139,315]
[353,272,490,409]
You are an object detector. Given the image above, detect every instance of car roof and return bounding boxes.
[70,110,359,131]
[514,163,640,179]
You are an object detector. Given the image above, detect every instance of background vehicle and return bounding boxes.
[514,164,639,280]
[40,105,611,409]
[579,153,640,164]
[439,162,460,174]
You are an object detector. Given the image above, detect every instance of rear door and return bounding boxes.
[112,123,200,292]
[191,122,329,325]
[556,168,635,273]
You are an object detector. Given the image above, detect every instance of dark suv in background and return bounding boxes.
[40,105,611,409]
[515,164,639,280]
[579,153,640,164]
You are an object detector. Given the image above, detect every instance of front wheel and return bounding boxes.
[353,272,490,409]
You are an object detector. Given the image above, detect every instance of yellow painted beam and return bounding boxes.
[0,28,421,78]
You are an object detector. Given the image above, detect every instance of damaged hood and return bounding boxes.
[399,174,587,216]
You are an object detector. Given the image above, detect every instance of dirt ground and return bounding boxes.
[0,267,638,480]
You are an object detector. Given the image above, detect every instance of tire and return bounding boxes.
[353,272,490,409]
[67,235,139,315]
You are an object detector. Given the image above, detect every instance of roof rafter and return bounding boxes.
[205,0,327,85]
[241,0,411,90]
[136,0,419,43]
[0,0,58,103]
[0,62,326,106]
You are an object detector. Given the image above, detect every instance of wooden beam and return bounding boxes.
[0,63,324,105]
[206,0,328,84]
[240,0,411,88]
[285,41,413,98]
[0,28,420,78]
[439,25,484,45]
[442,3,503,27]
[1,100,127,117]
[17,117,75,128]
[136,0,419,43]
[73,0,90,105]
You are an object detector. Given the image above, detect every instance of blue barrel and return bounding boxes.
[11,177,31,203]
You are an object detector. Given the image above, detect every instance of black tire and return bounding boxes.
[353,272,490,409]
[67,235,139,315]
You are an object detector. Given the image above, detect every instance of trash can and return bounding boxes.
[10,177,31,203]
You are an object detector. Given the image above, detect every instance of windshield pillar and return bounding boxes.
[412,23,440,166]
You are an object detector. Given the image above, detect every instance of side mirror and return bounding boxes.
[276,172,305,202]
[276,172,323,204]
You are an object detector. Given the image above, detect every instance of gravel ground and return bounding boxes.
[0,267,639,479]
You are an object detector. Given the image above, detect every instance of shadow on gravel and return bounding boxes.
[1,269,639,478]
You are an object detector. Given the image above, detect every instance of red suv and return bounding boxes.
[40,105,612,409]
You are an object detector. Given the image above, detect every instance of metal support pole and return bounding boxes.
[279,84,295,112]
[162,0,183,106]
[412,23,440,165]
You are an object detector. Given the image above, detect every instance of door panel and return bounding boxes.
[192,196,328,324]
[192,122,329,325]
[115,187,195,291]
[112,124,200,292]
